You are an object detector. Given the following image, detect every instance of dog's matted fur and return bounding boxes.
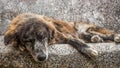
[4,13,120,62]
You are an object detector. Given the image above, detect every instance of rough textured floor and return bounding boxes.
[0,36,120,68]
[1,0,120,33]
[0,0,120,68]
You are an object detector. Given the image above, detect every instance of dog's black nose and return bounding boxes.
[37,54,46,61]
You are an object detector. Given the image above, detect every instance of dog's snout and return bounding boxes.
[37,54,46,61]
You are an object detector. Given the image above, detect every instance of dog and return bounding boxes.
[4,13,120,62]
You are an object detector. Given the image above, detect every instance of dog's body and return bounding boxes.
[4,13,120,62]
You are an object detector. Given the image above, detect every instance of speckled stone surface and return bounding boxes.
[0,36,120,68]
[0,0,120,33]
[0,0,120,68]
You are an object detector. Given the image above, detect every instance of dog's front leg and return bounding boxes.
[56,32,98,59]
[67,38,98,59]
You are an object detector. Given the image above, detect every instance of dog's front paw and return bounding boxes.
[114,34,120,43]
[81,47,98,59]
[91,35,103,43]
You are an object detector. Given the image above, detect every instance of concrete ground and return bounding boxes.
[0,36,120,68]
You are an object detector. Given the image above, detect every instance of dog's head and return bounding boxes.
[20,31,49,62]
[4,18,54,62]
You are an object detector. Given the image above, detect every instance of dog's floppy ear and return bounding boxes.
[4,32,17,46]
